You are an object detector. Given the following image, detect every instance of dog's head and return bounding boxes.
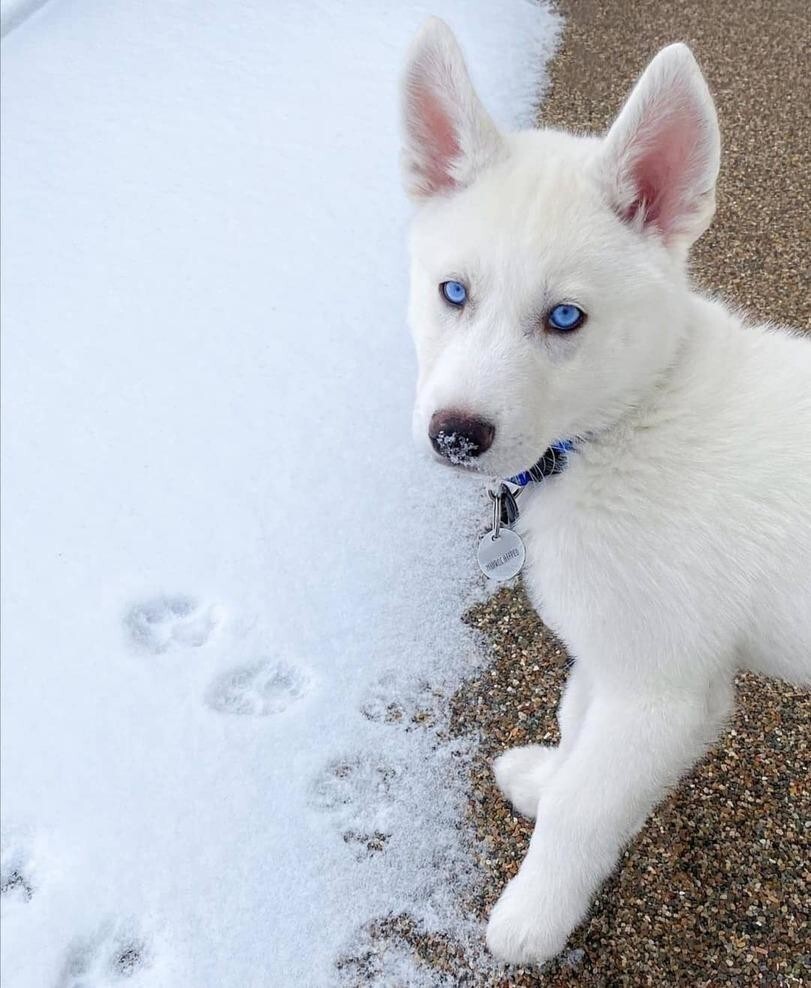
[401,19,720,478]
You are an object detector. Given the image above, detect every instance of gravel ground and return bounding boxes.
[349,1,810,984]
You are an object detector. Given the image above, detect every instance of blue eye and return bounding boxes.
[547,303,586,332]
[440,280,467,307]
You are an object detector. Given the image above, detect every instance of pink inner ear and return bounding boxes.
[409,82,460,193]
[625,102,705,235]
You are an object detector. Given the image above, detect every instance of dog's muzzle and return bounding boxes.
[428,410,495,464]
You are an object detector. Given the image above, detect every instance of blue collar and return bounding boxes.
[508,439,576,487]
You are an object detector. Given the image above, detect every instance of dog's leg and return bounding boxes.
[486,676,734,965]
[492,661,590,819]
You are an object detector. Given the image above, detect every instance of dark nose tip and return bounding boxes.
[429,410,495,461]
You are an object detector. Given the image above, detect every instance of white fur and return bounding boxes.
[401,19,811,967]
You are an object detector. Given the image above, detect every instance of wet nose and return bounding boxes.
[428,410,495,461]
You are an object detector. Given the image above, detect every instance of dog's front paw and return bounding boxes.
[492,745,559,819]
[486,872,571,966]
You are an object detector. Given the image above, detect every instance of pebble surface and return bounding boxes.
[353,1,810,983]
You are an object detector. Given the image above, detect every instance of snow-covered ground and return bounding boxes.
[0,0,47,36]
[0,2,559,984]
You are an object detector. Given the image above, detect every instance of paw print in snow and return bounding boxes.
[57,919,151,987]
[205,660,311,716]
[309,754,404,854]
[359,670,445,729]
[337,923,458,987]
[125,595,221,654]
[0,869,32,903]
[1,827,37,908]
[342,830,390,860]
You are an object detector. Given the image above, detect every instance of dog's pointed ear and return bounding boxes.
[400,18,505,200]
[599,44,721,250]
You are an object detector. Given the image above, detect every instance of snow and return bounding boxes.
[0,0,48,37]
[0,2,560,985]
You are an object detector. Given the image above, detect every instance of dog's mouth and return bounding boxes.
[430,433,541,479]
[432,441,575,491]
[429,422,574,483]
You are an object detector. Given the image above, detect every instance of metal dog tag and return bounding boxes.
[477,528,525,582]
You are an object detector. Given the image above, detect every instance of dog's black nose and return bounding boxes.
[429,410,495,461]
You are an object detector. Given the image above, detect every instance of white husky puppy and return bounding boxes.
[400,17,811,966]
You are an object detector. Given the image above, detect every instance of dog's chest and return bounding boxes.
[515,486,575,620]
[513,474,611,641]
